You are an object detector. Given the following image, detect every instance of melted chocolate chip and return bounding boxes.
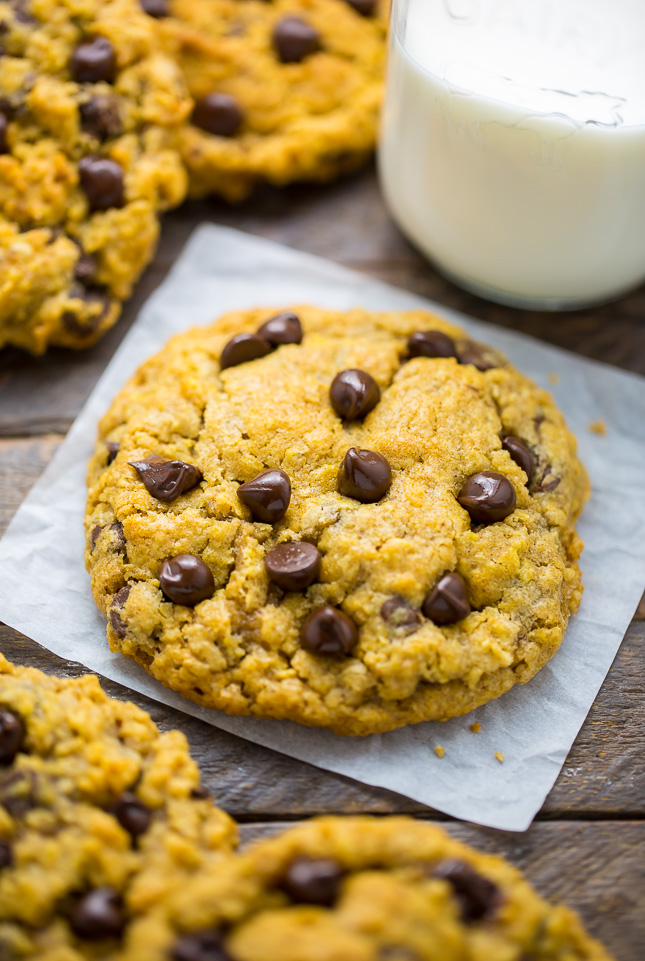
[108,521,125,551]
[90,524,102,549]
[171,930,230,961]
[300,606,357,656]
[381,597,422,633]
[273,17,321,62]
[280,856,344,905]
[346,0,377,13]
[265,542,321,591]
[160,556,215,607]
[501,436,535,483]
[0,770,36,817]
[457,471,516,523]
[457,341,499,372]
[220,332,271,369]
[74,251,98,284]
[534,468,560,493]
[256,311,303,346]
[70,37,116,84]
[237,468,291,523]
[0,711,25,765]
[192,93,243,137]
[69,887,125,941]
[140,0,168,16]
[422,572,471,625]
[106,441,119,464]
[407,330,457,360]
[0,111,8,153]
[79,94,122,140]
[112,792,152,838]
[78,156,124,210]
[330,369,380,421]
[129,456,202,502]
[434,859,501,923]
[0,841,12,869]
[109,584,131,638]
[61,286,111,336]
[337,447,392,503]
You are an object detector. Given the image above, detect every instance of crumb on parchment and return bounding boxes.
[548,372,560,385]
[589,419,607,436]
[470,722,481,733]
[434,745,445,759]
[495,752,505,763]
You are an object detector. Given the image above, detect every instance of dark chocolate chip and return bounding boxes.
[129,456,202,502]
[190,786,211,800]
[74,251,98,284]
[69,887,125,941]
[265,542,321,591]
[0,841,12,869]
[407,330,457,360]
[457,341,499,371]
[70,37,116,84]
[0,711,25,765]
[112,792,152,839]
[61,285,111,336]
[106,441,119,464]
[0,111,8,153]
[90,524,102,549]
[272,17,320,63]
[256,311,302,346]
[220,332,272,369]
[501,436,534,483]
[434,859,501,923]
[457,471,516,523]
[346,0,377,13]
[140,0,168,16]
[280,856,344,906]
[79,94,122,140]
[422,572,471,625]
[330,369,380,421]
[337,447,392,503]
[237,468,291,523]
[381,597,421,633]
[300,605,357,656]
[160,555,215,607]
[192,93,243,137]
[0,770,36,817]
[539,475,560,492]
[78,156,124,210]
[171,930,230,961]
[109,584,131,638]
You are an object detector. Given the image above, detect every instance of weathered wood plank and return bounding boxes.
[0,435,63,536]
[236,820,644,961]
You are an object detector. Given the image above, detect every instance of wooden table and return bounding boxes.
[1,167,643,959]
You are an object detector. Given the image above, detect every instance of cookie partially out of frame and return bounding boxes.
[122,816,613,961]
[156,0,388,201]
[0,654,236,960]
[85,306,589,736]
[0,0,191,354]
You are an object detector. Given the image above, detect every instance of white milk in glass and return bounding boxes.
[378,0,645,309]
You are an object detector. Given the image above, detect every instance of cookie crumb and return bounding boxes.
[434,745,445,759]
[469,722,481,733]
[495,751,505,763]
[588,419,607,436]
[548,372,560,385]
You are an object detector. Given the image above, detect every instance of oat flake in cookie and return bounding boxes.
[0,654,236,960]
[155,0,388,201]
[121,816,613,961]
[0,0,191,354]
[85,306,590,736]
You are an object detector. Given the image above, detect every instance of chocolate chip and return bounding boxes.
[112,792,152,839]
[0,841,12,869]
[106,441,119,464]
[273,17,320,63]
[457,341,499,371]
[70,37,116,84]
[190,786,211,800]
[90,524,102,548]
[280,856,344,905]
[265,542,321,591]
[192,93,243,137]
[220,332,271,369]
[79,94,122,140]
[434,859,501,923]
[74,251,98,284]
[407,330,457,359]
[337,447,392,503]
[381,597,421,633]
[0,770,36,817]
[140,0,168,16]
[0,111,8,153]
[346,0,377,13]
[93,521,124,552]
[539,475,560,493]
[109,584,131,638]
[422,572,471,625]
[61,285,111,336]
[330,369,380,421]
[12,1,35,24]
[300,606,357,656]
[78,156,124,210]
[160,555,215,607]
[457,471,516,523]
[237,468,291,523]
[501,436,534,483]
[257,311,302,346]
[129,456,202,502]
[171,930,230,961]
[69,887,125,941]
[0,711,25,765]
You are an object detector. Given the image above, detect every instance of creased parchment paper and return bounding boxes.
[1,226,644,831]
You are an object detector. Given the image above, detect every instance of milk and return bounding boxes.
[378,0,645,308]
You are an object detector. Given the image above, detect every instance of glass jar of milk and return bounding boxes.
[379,0,645,310]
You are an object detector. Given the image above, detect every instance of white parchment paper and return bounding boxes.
[1,226,644,832]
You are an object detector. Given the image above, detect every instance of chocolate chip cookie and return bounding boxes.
[0,654,236,959]
[122,816,613,961]
[85,306,589,736]
[0,0,191,354]
[154,0,388,200]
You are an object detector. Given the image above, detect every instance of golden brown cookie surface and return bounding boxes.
[85,307,589,736]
